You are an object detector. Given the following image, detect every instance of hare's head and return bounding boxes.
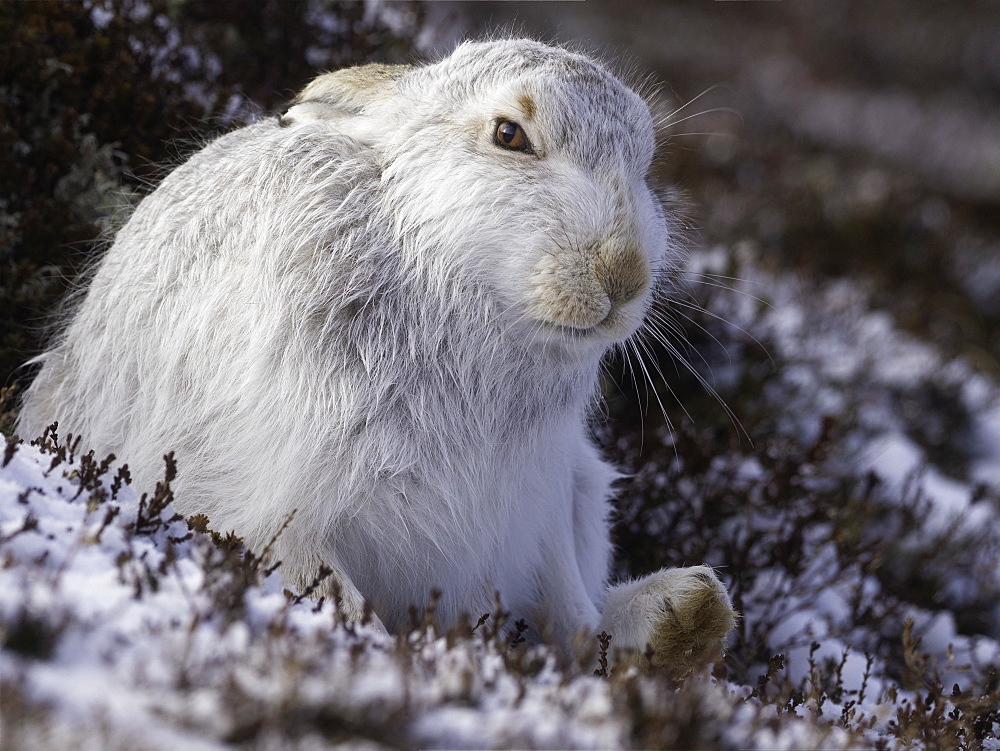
[284,39,676,357]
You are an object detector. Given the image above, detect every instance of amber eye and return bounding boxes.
[494,119,530,152]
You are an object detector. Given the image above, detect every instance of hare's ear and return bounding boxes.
[282,64,412,145]
[294,64,412,111]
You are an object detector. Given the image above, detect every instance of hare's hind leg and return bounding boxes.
[598,566,737,675]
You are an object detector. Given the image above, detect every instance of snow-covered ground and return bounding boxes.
[676,244,1000,742]
[1,420,850,750]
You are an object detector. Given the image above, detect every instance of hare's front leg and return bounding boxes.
[567,444,737,674]
[532,445,617,656]
[598,566,737,674]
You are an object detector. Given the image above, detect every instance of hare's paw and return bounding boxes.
[598,566,737,674]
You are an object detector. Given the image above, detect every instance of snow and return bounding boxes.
[670,243,1000,744]
[3,415,990,747]
[692,242,1000,534]
[2,436,856,748]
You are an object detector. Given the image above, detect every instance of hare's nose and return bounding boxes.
[595,246,650,307]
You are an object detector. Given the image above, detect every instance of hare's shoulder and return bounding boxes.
[158,119,376,204]
[131,118,380,247]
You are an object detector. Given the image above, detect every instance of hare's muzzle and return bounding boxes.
[529,239,651,337]
[594,245,650,309]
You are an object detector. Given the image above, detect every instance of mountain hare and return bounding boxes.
[20,39,736,672]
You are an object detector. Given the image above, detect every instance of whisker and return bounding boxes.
[633,331,695,429]
[689,272,762,285]
[661,83,731,122]
[663,298,774,366]
[685,278,772,306]
[621,339,645,416]
[625,336,678,463]
[655,307,734,370]
[667,131,740,139]
[665,107,742,129]
[621,340,647,454]
[657,334,751,445]
[646,308,720,373]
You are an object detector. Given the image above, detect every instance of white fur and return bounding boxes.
[19,40,733,665]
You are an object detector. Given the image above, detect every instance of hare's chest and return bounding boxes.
[336,448,573,631]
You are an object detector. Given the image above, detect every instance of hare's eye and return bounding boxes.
[494,120,531,152]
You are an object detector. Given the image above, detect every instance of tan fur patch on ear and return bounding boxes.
[295,63,413,108]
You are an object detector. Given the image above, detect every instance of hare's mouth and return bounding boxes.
[535,306,639,346]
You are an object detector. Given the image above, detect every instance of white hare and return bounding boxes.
[19,39,735,672]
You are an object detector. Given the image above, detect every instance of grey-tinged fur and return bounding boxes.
[20,39,735,666]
